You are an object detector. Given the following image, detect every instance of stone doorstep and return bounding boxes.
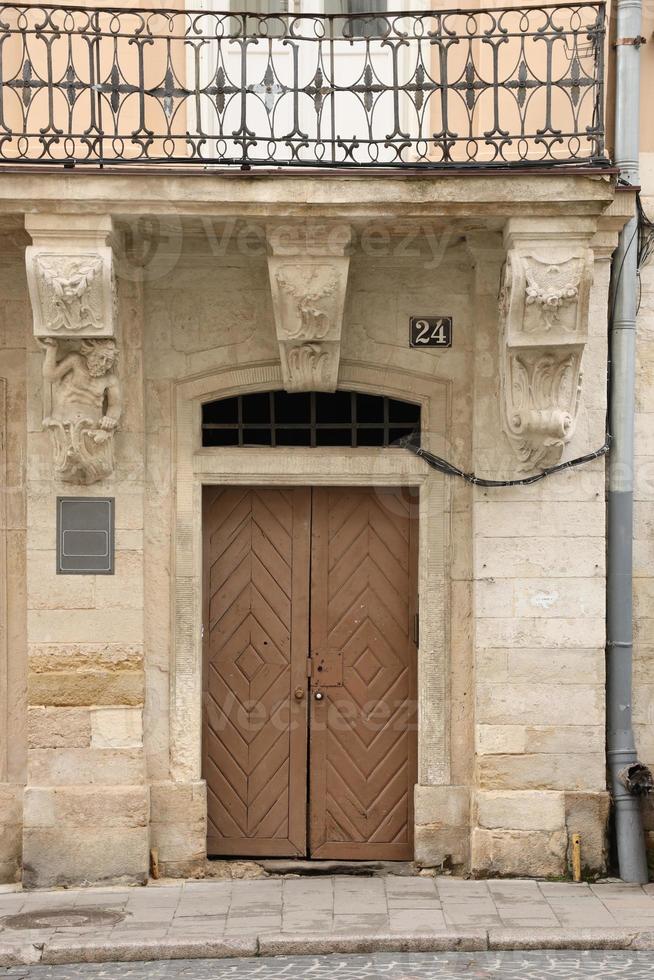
[255,860,415,877]
[3,929,654,966]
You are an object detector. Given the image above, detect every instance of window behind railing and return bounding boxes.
[0,3,607,170]
[326,0,389,38]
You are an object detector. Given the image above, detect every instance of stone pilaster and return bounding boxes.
[414,785,470,871]
[149,781,207,878]
[22,215,149,888]
[468,219,609,878]
[0,232,31,883]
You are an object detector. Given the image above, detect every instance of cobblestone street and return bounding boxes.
[4,951,654,979]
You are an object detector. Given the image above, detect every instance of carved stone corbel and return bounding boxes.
[499,237,593,471]
[25,214,116,339]
[25,214,120,483]
[267,224,351,392]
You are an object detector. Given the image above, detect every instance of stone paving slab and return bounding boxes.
[0,877,654,966]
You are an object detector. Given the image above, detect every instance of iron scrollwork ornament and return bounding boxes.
[0,4,606,169]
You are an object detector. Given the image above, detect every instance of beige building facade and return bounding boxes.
[0,171,631,886]
[0,0,653,887]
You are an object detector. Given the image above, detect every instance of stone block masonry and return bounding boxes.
[0,171,630,884]
[20,215,150,887]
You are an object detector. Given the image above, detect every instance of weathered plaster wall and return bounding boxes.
[0,226,28,883]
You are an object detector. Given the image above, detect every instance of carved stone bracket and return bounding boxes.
[41,337,122,485]
[267,223,351,392]
[25,215,120,483]
[499,226,594,471]
[25,214,116,338]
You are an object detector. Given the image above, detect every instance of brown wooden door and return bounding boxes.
[203,487,310,857]
[203,485,417,860]
[309,487,417,859]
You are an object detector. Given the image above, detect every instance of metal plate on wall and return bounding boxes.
[56,497,114,575]
[409,316,452,348]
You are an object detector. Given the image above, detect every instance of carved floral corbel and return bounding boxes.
[267,224,351,392]
[499,247,593,471]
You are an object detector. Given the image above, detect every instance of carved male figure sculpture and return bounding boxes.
[41,337,122,484]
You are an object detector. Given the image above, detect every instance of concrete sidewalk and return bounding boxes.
[2,876,654,966]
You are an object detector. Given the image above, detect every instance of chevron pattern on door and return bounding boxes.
[203,484,417,860]
[309,487,418,859]
[203,487,310,857]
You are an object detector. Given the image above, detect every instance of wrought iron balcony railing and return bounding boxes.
[0,3,606,170]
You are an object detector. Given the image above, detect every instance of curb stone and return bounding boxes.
[40,938,258,965]
[3,929,654,966]
[487,929,639,951]
[257,932,488,956]
[0,943,43,966]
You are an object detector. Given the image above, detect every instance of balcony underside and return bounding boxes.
[0,170,619,226]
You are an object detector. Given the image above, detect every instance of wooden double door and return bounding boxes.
[202,485,418,860]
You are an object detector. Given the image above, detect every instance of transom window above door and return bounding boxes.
[201,390,420,448]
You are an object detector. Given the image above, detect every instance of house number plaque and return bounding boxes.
[410,316,452,348]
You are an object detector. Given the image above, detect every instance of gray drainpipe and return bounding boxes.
[607,0,650,882]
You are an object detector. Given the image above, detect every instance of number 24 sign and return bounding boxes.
[409,316,452,348]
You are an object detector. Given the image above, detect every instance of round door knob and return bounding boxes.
[294,687,305,701]
[315,691,324,701]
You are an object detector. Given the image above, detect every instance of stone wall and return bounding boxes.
[0,223,28,883]
[465,219,611,878]
[137,216,612,878]
[20,246,150,888]
[141,225,475,875]
[0,174,623,884]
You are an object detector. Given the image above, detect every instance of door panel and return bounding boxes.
[203,484,417,861]
[203,487,310,856]
[309,487,418,859]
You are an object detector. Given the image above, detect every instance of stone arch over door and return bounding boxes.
[170,359,452,822]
